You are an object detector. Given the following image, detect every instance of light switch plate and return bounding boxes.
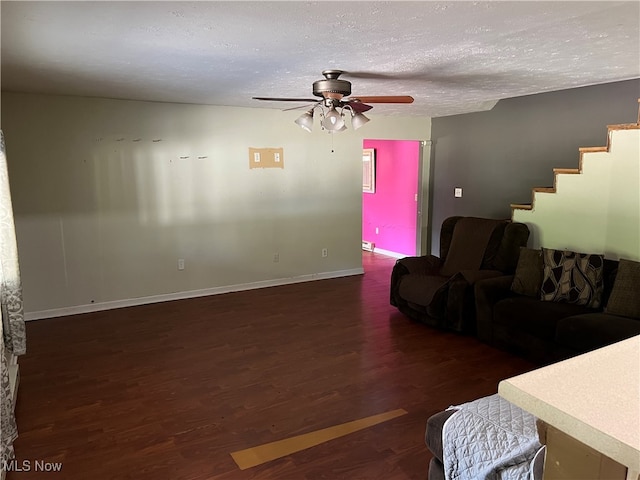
[454,187,463,198]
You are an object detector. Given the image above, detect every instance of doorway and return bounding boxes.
[362,139,423,258]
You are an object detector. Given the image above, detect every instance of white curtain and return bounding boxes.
[0,130,26,356]
[0,130,25,464]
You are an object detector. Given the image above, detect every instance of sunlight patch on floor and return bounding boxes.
[230,408,408,470]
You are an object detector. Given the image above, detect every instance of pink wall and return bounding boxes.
[362,139,420,257]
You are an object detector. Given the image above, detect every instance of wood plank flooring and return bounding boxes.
[7,252,536,480]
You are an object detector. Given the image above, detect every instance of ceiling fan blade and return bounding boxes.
[282,102,321,112]
[253,97,318,102]
[344,71,430,81]
[348,96,414,104]
[343,71,399,80]
[344,101,373,113]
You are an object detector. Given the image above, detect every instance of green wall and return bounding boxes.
[1,92,430,317]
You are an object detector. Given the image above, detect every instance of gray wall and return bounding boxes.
[429,79,640,255]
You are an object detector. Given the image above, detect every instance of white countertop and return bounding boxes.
[499,335,640,473]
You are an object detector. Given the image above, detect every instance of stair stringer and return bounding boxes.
[511,117,640,261]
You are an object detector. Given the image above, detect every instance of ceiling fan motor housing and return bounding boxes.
[313,70,351,99]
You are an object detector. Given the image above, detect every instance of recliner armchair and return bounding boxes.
[390,216,529,333]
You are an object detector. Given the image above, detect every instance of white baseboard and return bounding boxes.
[24,268,365,321]
[372,248,410,259]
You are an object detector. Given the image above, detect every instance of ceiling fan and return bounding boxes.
[252,69,414,132]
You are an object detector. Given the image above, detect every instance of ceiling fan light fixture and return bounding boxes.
[255,69,415,133]
[351,111,370,130]
[320,107,345,132]
[294,109,315,132]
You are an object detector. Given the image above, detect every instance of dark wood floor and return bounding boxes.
[8,252,535,480]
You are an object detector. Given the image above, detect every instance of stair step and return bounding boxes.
[512,98,639,222]
[607,123,640,131]
[579,146,608,153]
[553,168,580,174]
[511,203,532,210]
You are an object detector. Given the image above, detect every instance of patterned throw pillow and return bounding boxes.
[540,248,604,308]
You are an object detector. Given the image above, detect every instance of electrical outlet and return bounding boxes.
[178,259,185,270]
[375,227,379,234]
[273,253,279,263]
[322,248,328,258]
[454,187,463,198]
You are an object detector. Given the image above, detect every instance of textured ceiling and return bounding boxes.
[2,1,639,117]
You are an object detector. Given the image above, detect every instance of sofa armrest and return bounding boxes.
[396,255,442,275]
[390,255,442,307]
[425,409,458,462]
[474,275,515,343]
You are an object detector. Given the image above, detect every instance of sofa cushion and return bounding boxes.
[556,312,640,353]
[480,222,507,270]
[494,296,594,341]
[491,222,531,273]
[440,217,503,277]
[540,248,604,308]
[511,247,543,297]
[601,259,622,308]
[606,258,640,319]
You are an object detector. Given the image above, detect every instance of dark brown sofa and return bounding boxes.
[424,248,640,480]
[475,249,640,364]
[390,216,530,334]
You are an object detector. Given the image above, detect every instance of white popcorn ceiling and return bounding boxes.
[2,1,639,117]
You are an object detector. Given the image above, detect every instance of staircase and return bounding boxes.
[511,99,640,260]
